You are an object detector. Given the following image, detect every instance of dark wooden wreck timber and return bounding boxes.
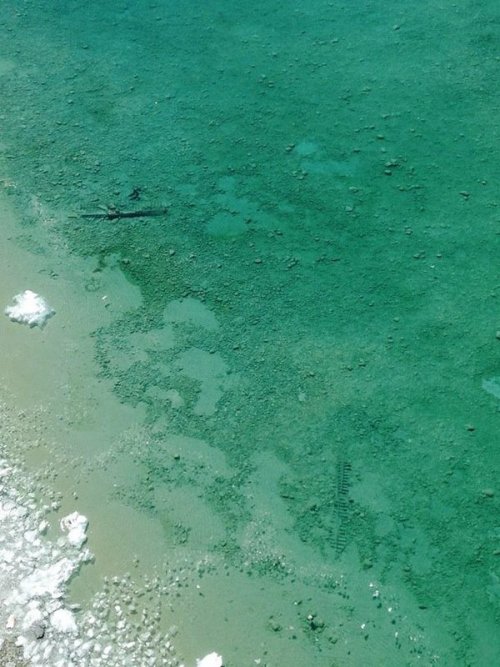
[80,207,168,221]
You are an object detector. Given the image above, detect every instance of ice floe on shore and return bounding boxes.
[4,290,55,329]
[0,458,222,666]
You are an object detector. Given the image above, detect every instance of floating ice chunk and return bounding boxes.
[60,511,88,549]
[4,289,55,328]
[50,608,78,634]
[15,557,76,603]
[197,652,224,667]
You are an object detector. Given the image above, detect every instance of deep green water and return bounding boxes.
[1,0,500,664]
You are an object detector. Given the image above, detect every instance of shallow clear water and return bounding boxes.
[0,0,499,664]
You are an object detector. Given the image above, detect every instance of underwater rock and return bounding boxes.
[4,289,55,328]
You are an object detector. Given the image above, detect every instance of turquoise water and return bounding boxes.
[1,0,499,664]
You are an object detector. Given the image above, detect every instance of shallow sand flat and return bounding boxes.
[0,192,170,572]
[0,191,310,663]
[0,193,452,666]
[0,428,450,667]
